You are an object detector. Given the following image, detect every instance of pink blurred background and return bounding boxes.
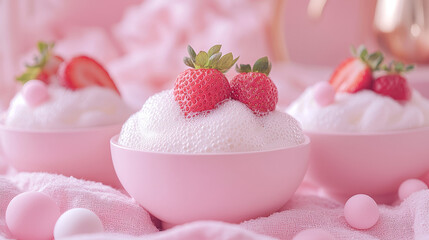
[0,0,410,111]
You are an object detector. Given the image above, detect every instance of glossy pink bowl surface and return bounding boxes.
[110,135,310,226]
[305,127,429,203]
[0,123,122,188]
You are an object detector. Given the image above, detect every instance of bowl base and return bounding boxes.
[111,135,310,225]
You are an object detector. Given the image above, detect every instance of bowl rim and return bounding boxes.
[0,122,123,134]
[110,134,310,156]
[304,125,429,136]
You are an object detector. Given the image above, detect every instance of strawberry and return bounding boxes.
[329,46,384,93]
[59,56,120,94]
[372,61,414,101]
[16,42,64,85]
[231,57,278,115]
[174,45,239,117]
[43,55,64,76]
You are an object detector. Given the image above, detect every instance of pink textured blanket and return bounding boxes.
[0,171,428,240]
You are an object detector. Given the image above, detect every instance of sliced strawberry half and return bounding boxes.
[329,46,383,93]
[329,58,372,93]
[60,56,120,94]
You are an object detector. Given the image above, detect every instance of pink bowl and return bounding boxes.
[305,127,429,203]
[0,124,122,188]
[110,135,310,226]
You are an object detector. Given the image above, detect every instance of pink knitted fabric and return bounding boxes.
[1,171,429,239]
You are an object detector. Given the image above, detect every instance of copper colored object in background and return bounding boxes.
[307,0,429,64]
[270,0,288,62]
[374,0,429,63]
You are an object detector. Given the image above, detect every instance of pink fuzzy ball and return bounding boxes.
[313,82,335,107]
[22,80,50,107]
[6,192,60,240]
[344,194,379,230]
[398,179,428,201]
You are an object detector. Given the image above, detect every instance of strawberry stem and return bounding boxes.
[235,57,272,76]
[382,60,414,74]
[183,45,239,73]
[16,41,55,84]
[350,45,384,71]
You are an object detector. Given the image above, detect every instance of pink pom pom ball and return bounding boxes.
[313,82,335,107]
[293,228,335,240]
[344,194,379,230]
[22,80,50,107]
[5,192,60,240]
[398,179,428,201]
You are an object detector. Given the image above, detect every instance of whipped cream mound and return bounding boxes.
[287,85,429,132]
[5,86,133,129]
[119,90,305,153]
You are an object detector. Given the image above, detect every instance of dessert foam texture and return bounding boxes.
[5,86,132,129]
[119,90,305,153]
[287,85,429,132]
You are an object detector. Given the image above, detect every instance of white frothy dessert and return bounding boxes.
[287,85,429,132]
[5,86,133,129]
[119,90,305,153]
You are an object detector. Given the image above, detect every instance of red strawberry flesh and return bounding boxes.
[60,56,120,94]
[329,58,372,93]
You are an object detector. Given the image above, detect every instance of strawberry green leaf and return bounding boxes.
[368,52,380,61]
[217,53,233,70]
[187,45,196,62]
[37,41,52,54]
[182,44,238,72]
[231,57,239,68]
[406,65,415,71]
[183,57,195,68]
[235,56,272,75]
[195,51,209,68]
[208,45,221,57]
[373,59,383,70]
[218,55,238,73]
[367,52,384,70]
[382,60,414,74]
[253,56,271,75]
[267,61,272,75]
[350,45,384,71]
[208,52,222,67]
[359,49,368,62]
[36,41,54,67]
[356,45,367,57]
[253,56,268,72]
[16,67,41,84]
[394,62,404,72]
[236,64,251,73]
